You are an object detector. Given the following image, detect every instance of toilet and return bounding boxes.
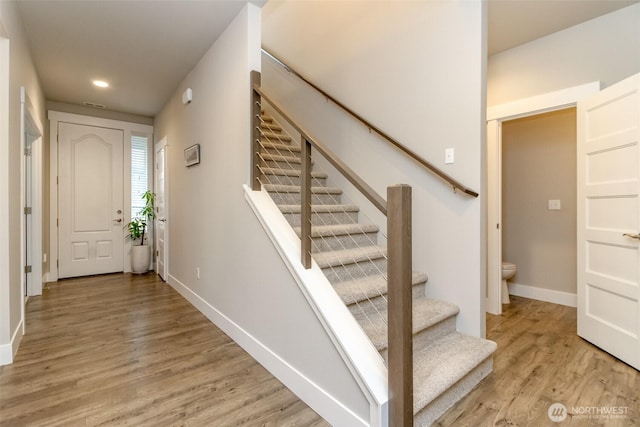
[501,261,517,304]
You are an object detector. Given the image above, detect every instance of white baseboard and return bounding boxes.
[0,319,23,366]
[508,282,577,307]
[167,273,368,427]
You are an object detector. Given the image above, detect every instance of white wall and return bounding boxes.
[263,0,487,336]
[154,4,370,424]
[0,1,46,365]
[488,3,640,106]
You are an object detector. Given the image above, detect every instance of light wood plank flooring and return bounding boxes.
[2,276,638,426]
[0,273,328,426]
[436,296,639,426]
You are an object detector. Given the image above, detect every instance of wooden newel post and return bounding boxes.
[250,70,262,191]
[387,184,413,427]
[300,137,312,269]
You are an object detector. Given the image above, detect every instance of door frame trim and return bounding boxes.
[48,111,153,281]
[154,137,168,280]
[20,86,43,313]
[485,81,600,315]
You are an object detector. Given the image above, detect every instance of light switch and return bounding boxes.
[445,148,454,164]
[548,199,561,210]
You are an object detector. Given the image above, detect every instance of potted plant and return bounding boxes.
[127,190,155,274]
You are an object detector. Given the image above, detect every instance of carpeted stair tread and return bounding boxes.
[335,272,428,305]
[313,245,386,268]
[413,332,497,414]
[260,122,281,132]
[261,131,292,142]
[278,203,359,214]
[261,168,328,179]
[264,184,342,195]
[361,297,459,351]
[260,141,301,153]
[260,153,303,164]
[293,223,379,238]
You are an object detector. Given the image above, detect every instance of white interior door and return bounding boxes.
[154,139,168,281]
[577,72,640,371]
[58,122,124,279]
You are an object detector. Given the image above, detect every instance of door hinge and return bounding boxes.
[57,176,59,185]
[24,265,32,273]
[24,206,32,215]
[57,260,59,268]
[57,218,59,227]
[156,250,159,257]
[24,148,31,156]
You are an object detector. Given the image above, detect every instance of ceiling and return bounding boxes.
[15,0,639,118]
[16,0,248,117]
[488,0,638,55]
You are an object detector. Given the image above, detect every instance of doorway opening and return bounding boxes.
[48,112,153,281]
[486,82,600,315]
[501,108,577,306]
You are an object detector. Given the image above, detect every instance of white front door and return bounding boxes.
[58,122,124,278]
[154,139,168,281]
[577,73,640,371]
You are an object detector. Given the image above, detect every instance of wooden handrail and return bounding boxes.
[262,47,479,198]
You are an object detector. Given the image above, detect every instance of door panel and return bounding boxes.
[577,73,640,370]
[58,122,124,278]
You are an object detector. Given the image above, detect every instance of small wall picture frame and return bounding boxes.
[184,144,200,167]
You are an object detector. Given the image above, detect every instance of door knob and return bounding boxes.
[623,233,640,240]
[114,218,122,223]
[159,218,166,222]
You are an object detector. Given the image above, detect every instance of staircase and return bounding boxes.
[258,112,496,426]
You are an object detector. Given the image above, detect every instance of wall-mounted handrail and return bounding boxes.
[254,84,388,215]
[262,47,479,198]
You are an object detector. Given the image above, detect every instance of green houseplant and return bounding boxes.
[127,191,155,273]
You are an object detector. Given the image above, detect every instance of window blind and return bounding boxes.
[131,135,148,219]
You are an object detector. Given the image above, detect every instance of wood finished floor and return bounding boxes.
[436,296,639,427]
[1,276,638,426]
[0,273,328,427]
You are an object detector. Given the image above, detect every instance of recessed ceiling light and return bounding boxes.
[92,80,109,88]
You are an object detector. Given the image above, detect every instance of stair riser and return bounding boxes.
[310,230,379,253]
[269,192,341,205]
[321,258,387,284]
[261,174,326,187]
[414,358,494,427]
[260,145,300,158]
[282,211,359,227]
[348,284,426,318]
